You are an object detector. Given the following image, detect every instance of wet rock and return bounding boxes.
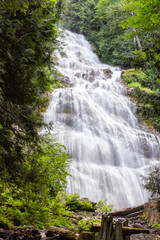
[127,87,135,95]
[57,75,70,86]
[89,70,96,82]
[103,68,113,79]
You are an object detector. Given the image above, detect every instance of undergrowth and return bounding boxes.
[0,190,112,229]
[121,69,160,131]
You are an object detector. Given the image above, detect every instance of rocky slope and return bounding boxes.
[0,200,159,240]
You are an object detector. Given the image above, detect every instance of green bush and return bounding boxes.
[76,218,101,232]
[65,193,94,211]
[96,200,113,212]
[81,199,93,211]
[76,219,92,231]
[65,193,83,211]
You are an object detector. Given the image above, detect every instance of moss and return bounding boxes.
[121,69,160,132]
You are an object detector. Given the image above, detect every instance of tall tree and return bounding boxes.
[121,0,160,76]
[95,0,134,65]
[0,0,63,174]
[0,0,71,228]
[64,0,135,66]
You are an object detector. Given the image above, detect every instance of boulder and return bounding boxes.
[103,68,113,79]
[78,231,95,240]
[46,226,79,240]
[57,75,70,86]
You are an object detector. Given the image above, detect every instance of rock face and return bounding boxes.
[144,200,160,225]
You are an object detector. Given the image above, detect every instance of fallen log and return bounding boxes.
[122,226,149,236]
[107,204,144,217]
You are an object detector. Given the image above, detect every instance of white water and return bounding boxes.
[44,30,160,209]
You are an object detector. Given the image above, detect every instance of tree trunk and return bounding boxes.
[97,216,113,240]
[115,221,123,240]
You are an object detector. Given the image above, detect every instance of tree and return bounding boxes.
[64,0,135,66]
[120,0,160,76]
[2,134,70,206]
[0,0,71,228]
[64,0,100,36]
[95,0,134,65]
[119,0,160,131]
[0,0,66,177]
[142,166,160,198]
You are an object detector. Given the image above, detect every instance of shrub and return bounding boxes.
[96,199,113,212]
[65,193,94,211]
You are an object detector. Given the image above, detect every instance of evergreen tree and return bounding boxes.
[0,0,71,228]
[0,0,65,176]
[64,0,135,66]
[121,0,160,76]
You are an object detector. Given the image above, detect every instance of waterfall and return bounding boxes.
[44,30,160,209]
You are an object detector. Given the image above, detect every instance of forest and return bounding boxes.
[0,0,160,232]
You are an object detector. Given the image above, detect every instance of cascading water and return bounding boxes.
[44,30,160,209]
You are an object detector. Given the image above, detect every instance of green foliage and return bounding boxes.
[77,219,92,231]
[121,0,160,32]
[51,215,73,228]
[0,0,65,178]
[0,190,74,229]
[0,134,70,229]
[0,189,107,229]
[64,0,99,36]
[120,0,160,85]
[65,193,93,211]
[142,166,160,198]
[76,218,101,232]
[0,0,73,229]
[152,222,160,229]
[122,69,160,131]
[65,193,82,211]
[64,0,135,66]
[96,199,113,212]
[82,199,93,211]
[95,0,134,65]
